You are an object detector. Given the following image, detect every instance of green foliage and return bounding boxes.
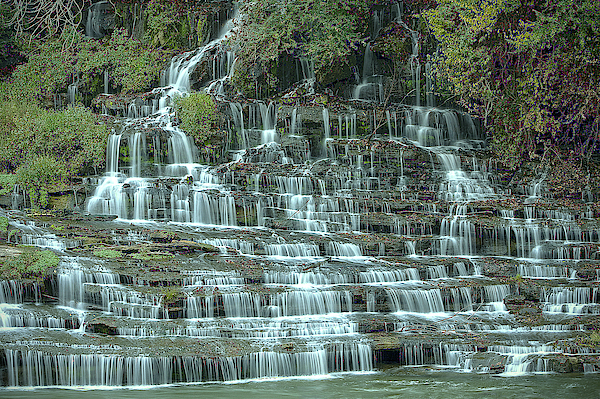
[174,92,220,145]
[0,174,17,195]
[231,0,371,96]
[424,0,600,166]
[6,38,72,103]
[144,0,192,49]
[0,101,109,179]
[93,248,122,259]
[0,216,8,232]
[1,248,59,280]
[0,4,24,78]
[8,27,169,102]
[16,156,67,209]
[94,28,170,94]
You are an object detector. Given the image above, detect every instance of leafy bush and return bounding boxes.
[8,27,169,103]
[174,92,220,145]
[0,248,59,280]
[144,0,191,49]
[423,0,600,166]
[0,174,17,195]
[6,35,73,103]
[10,105,108,174]
[231,0,371,96]
[16,156,68,209]
[0,101,109,184]
[94,28,171,94]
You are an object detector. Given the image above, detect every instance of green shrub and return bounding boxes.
[0,216,8,232]
[98,28,170,94]
[0,174,17,195]
[6,37,72,103]
[0,102,109,178]
[1,248,59,280]
[16,156,68,209]
[174,92,220,145]
[230,0,370,96]
[423,0,600,165]
[144,0,191,50]
[8,27,169,103]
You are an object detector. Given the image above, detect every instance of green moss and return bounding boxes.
[174,92,220,145]
[511,274,525,285]
[49,224,64,231]
[93,249,122,259]
[149,230,179,243]
[1,248,59,280]
[161,286,181,303]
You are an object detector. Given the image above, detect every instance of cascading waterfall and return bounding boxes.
[4,342,372,386]
[86,10,239,222]
[5,3,600,391]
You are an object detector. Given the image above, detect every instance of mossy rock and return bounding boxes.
[131,251,175,261]
[0,247,59,280]
[0,216,8,232]
[316,58,354,87]
[93,248,122,259]
[150,230,179,243]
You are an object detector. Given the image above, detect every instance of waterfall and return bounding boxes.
[265,243,320,258]
[359,269,420,283]
[7,2,600,391]
[326,242,362,257]
[4,342,372,386]
[438,204,475,256]
[323,108,331,157]
[87,11,239,222]
[387,288,446,313]
[353,44,383,102]
[67,83,79,106]
[541,287,598,314]
[260,102,277,144]
[299,57,316,94]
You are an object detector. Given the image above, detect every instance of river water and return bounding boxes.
[2,370,599,398]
